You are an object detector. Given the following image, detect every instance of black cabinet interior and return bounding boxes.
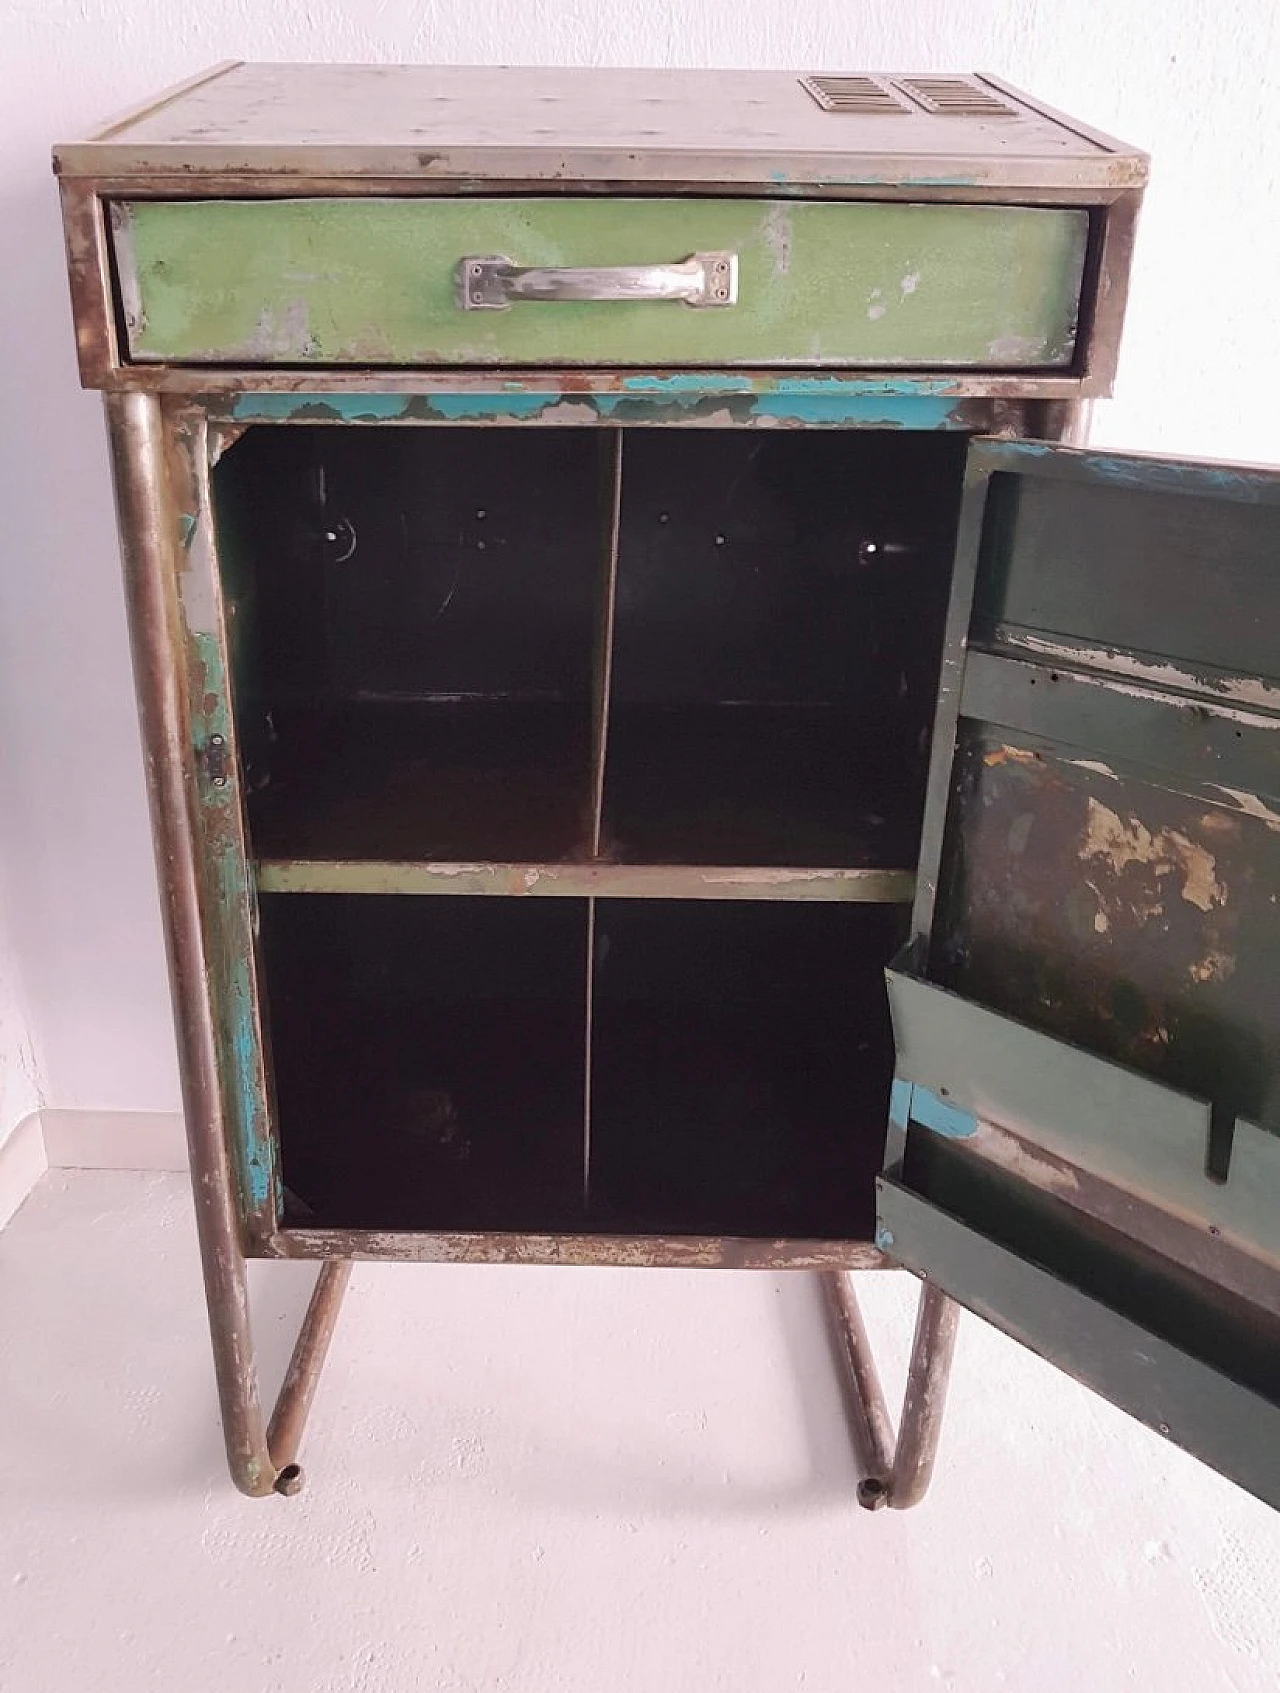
[215,426,965,870]
[589,900,903,1239]
[602,430,966,867]
[261,893,902,1238]
[217,422,968,1240]
[261,894,590,1233]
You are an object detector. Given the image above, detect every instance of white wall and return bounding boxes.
[1,2,1277,1116]
[0,875,39,1148]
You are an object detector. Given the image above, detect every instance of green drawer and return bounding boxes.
[113,197,1089,369]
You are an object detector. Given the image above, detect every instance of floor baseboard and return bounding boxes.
[0,1113,48,1230]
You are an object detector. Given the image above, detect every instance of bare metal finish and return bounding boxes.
[822,1271,962,1510]
[888,1282,961,1510]
[53,64,1147,192]
[105,390,275,1497]
[460,250,738,310]
[105,389,349,1497]
[821,1273,894,1507]
[265,1262,354,1492]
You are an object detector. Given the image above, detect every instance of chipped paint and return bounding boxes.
[971,1120,1082,1196]
[1081,797,1226,913]
[984,744,1041,767]
[227,381,970,432]
[256,858,915,903]
[1188,951,1235,984]
[996,628,1280,713]
[273,1227,886,1271]
[758,202,792,277]
[988,333,1046,360]
[1207,785,1280,831]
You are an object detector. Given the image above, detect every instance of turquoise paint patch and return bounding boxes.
[178,512,197,549]
[231,392,411,422]
[229,374,966,429]
[424,392,560,421]
[750,395,956,429]
[191,631,277,1218]
[889,1077,915,1132]
[875,1227,896,1252]
[910,1085,978,1140]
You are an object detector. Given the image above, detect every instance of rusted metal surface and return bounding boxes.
[255,859,915,902]
[163,403,279,1244]
[1071,188,1143,397]
[887,1280,960,1509]
[269,1227,888,1270]
[264,1260,353,1492]
[821,1272,894,1506]
[56,178,117,389]
[53,64,1148,191]
[104,390,276,1497]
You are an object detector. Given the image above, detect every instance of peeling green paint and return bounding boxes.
[122,196,1088,369]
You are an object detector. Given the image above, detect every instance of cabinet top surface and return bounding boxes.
[53,62,1147,190]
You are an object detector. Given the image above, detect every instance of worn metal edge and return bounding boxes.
[967,438,1280,500]
[52,143,1147,190]
[254,860,916,901]
[875,1173,1280,1511]
[92,370,1098,404]
[977,74,1151,172]
[266,1227,887,1269]
[57,60,243,152]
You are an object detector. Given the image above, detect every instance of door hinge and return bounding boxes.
[203,733,230,788]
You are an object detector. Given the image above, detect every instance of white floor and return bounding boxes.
[2,1170,1279,1692]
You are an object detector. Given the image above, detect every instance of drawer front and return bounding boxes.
[113,197,1089,369]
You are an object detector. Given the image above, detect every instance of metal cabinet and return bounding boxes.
[56,64,1276,1513]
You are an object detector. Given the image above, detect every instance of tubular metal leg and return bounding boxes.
[821,1273,895,1509]
[265,1262,355,1493]
[888,1280,961,1510]
[105,389,351,1498]
[822,1270,961,1511]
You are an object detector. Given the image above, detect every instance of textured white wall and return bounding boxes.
[1,3,1277,1113]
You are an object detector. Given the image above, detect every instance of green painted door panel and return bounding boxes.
[113,197,1088,369]
[878,1177,1280,1512]
[888,441,1280,1512]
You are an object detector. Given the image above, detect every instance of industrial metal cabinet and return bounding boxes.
[54,65,1280,1510]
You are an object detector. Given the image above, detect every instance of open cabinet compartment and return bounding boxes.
[600,430,967,867]
[214,424,968,875]
[588,900,904,1239]
[217,421,976,1244]
[213,426,612,863]
[259,892,591,1232]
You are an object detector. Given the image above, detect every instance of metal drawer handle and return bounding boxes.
[458,251,738,310]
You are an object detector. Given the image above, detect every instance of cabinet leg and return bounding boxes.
[822,1271,960,1511]
[201,1229,352,1497]
[888,1280,961,1510]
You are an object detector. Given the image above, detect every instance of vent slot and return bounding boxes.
[894,76,1021,118]
[799,75,913,115]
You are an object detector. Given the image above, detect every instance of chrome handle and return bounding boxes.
[458,252,738,310]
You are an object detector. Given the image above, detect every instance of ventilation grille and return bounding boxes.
[799,75,912,115]
[893,76,1020,118]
